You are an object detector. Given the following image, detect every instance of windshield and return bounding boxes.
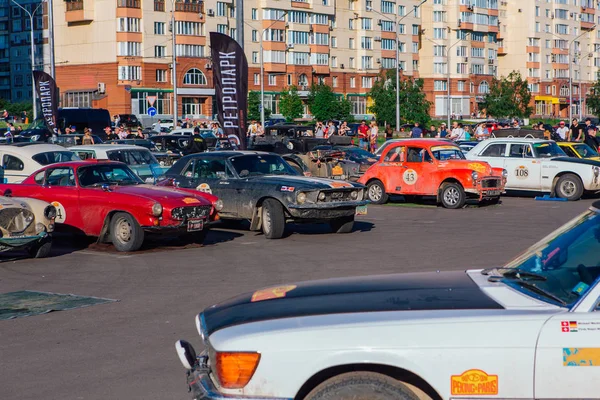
[230,154,298,177]
[430,145,466,160]
[32,151,80,165]
[106,150,158,165]
[572,144,599,158]
[493,210,600,306]
[78,164,144,187]
[341,147,378,161]
[533,142,567,158]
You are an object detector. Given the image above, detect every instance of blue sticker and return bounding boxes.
[572,282,590,295]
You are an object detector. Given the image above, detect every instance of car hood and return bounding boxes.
[438,159,494,175]
[202,270,502,336]
[552,156,600,167]
[108,184,213,205]
[242,175,363,190]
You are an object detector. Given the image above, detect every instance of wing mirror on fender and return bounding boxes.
[101,184,110,192]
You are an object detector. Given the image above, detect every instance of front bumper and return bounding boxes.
[465,177,506,200]
[186,356,291,400]
[287,199,368,219]
[143,218,216,234]
[0,231,49,251]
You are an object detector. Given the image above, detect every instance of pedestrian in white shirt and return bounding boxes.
[556,121,570,141]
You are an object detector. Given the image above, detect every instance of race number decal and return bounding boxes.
[51,201,66,223]
[403,169,418,185]
[515,165,529,180]
[196,183,212,194]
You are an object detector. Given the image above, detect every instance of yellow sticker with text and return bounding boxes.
[251,285,297,302]
[468,163,487,174]
[451,369,498,396]
[332,165,344,176]
[183,197,200,204]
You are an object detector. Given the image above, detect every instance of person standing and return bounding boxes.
[449,123,466,141]
[474,123,489,141]
[556,121,569,141]
[82,128,95,145]
[2,110,9,123]
[255,121,264,136]
[315,121,325,138]
[385,124,393,141]
[118,127,128,139]
[429,125,436,138]
[358,120,369,149]
[154,119,162,133]
[410,122,423,138]
[439,123,448,138]
[580,118,596,149]
[369,121,378,153]
[327,121,337,137]
[570,118,582,142]
[184,126,207,154]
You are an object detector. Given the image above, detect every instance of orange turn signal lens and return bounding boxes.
[215,352,260,389]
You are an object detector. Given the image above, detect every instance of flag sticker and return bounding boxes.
[561,321,578,332]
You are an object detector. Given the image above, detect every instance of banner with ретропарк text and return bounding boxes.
[210,32,248,150]
[33,71,59,135]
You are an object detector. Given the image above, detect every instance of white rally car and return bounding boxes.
[466,138,600,200]
[175,202,600,400]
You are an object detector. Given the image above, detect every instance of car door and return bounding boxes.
[401,146,434,195]
[474,142,507,170]
[503,143,542,191]
[377,144,406,194]
[36,167,82,227]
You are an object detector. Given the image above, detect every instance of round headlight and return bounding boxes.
[594,166,600,177]
[502,169,508,178]
[318,192,326,201]
[44,205,57,220]
[214,199,224,211]
[152,202,163,216]
[296,192,307,204]
[471,171,479,181]
[30,134,40,142]
[350,190,358,199]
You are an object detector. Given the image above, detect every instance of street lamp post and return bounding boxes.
[576,51,594,120]
[171,0,178,126]
[367,0,427,129]
[11,0,42,121]
[568,27,594,123]
[260,12,287,127]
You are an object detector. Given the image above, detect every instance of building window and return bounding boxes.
[268,74,276,86]
[251,8,257,20]
[348,95,366,115]
[289,31,309,45]
[154,46,166,58]
[349,57,355,68]
[287,74,292,85]
[331,56,337,67]
[478,81,489,94]
[118,66,142,81]
[332,76,338,87]
[216,2,226,16]
[434,80,447,91]
[331,37,337,47]
[156,69,167,82]
[350,77,356,88]
[288,11,308,23]
[263,8,286,20]
[117,42,141,56]
[361,56,373,69]
[176,21,204,36]
[361,18,372,30]
[154,22,165,35]
[183,68,207,85]
[361,77,373,88]
[457,80,465,92]
[175,44,205,57]
[253,73,260,85]
[349,38,355,49]
[252,52,259,63]
[298,74,309,87]
[63,91,93,108]
[288,52,310,65]
[182,98,206,117]
[471,64,485,75]
[252,30,258,42]
[117,17,141,32]
[217,24,227,34]
[361,37,372,49]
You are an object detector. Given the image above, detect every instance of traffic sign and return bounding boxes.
[146,96,157,106]
[147,107,157,117]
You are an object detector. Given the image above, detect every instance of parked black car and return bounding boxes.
[115,114,141,128]
[162,151,367,238]
[105,138,181,166]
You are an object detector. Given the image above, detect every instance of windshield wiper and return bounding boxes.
[507,280,567,306]
[502,269,547,281]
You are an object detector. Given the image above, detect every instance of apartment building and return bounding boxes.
[0,0,44,103]
[498,0,599,118]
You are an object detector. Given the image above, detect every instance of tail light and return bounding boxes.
[215,352,261,389]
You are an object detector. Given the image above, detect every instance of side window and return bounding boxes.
[193,158,232,179]
[561,146,577,158]
[46,168,75,187]
[509,144,533,158]
[480,143,507,157]
[182,160,195,178]
[75,151,95,160]
[3,154,24,171]
[406,147,424,163]
[384,146,405,162]
[34,170,45,185]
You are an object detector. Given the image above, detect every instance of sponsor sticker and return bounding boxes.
[450,369,498,396]
[514,165,529,180]
[561,320,600,332]
[182,197,200,204]
[251,285,297,302]
[51,201,67,223]
[330,181,352,188]
[403,169,418,185]
[196,183,212,194]
[563,348,600,366]
[280,186,295,192]
[332,165,344,176]
[468,163,487,174]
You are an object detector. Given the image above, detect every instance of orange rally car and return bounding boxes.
[358,139,507,208]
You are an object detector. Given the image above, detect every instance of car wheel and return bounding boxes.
[330,216,354,233]
[555,174,583,201]
[366,180,388,204]
[110,212,144,252]
[304,372,419,400]
[440,182,466,209]
[28,239,52,258]
[261,199,285,239]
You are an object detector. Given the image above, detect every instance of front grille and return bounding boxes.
[171,205,211,220]
[481,178,501,188]
[319,190,359,202]
[0,208,35,235]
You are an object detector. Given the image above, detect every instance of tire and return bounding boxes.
[261,199,285,239]
[304,372,419,400]
[439,182,466,209]
[554,173,584,201]
[28,239,52,258]
[330,216,354,233]
[110,212,145,252]
[366,180,388,204]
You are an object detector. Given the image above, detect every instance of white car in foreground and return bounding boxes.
[176,203,600,400]
[0,144,79,183]
[466,138,600,200]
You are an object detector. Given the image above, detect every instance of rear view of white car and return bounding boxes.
[0,144,79,183]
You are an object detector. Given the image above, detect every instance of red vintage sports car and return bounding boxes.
[0,160,222,251]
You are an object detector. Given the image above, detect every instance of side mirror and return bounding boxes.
[175,339,197,370]
[101,184,110,192]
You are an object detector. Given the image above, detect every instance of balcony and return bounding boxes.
[65,0,93,23]
[117,0,140,8]
[65,0,83,11]
[154,0,165,11]
[175,1,203,13]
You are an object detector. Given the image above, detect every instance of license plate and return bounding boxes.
[485,190,500,196]
[355,205,368,215]
[187,219,204,232]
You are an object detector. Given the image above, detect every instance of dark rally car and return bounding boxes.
[161,151,368,239]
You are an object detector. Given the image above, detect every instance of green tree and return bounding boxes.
[307,84,348,122]
[586,78,600,117]
[247,91,270,122]
[337,97,354,122]
[479,71,533,119]
[368,69,431,127]
[279,86,304,122]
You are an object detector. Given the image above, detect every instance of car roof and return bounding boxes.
[71,144,147,150]
[383,139,459,147]
[483,138,552,143]
[184,150,271,158]
[1,143,72,155]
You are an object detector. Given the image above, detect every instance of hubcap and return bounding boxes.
[444,187,460,205]
[263,208,271,234]
[560,180,576,197]
[368,184,382,201]
[115,218,132,243]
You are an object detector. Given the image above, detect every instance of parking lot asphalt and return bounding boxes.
[0,196,596,400]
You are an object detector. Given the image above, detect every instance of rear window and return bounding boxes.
[32,151,80,165]
[106,149,157,165]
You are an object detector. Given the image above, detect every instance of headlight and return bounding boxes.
[350,190,358,199]
[44,205,57,220]
[502,169,508,178]
[195,313,206,342]
[318,192,326,201]
[296,192,307,204]
[152,202,163,216]
[214,199,224,211]
[30,134,40,141]
[594,166,599,177]
[471,171,479,181]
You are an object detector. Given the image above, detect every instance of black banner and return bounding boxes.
[210,32,248,150]
[33,71,59,135]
